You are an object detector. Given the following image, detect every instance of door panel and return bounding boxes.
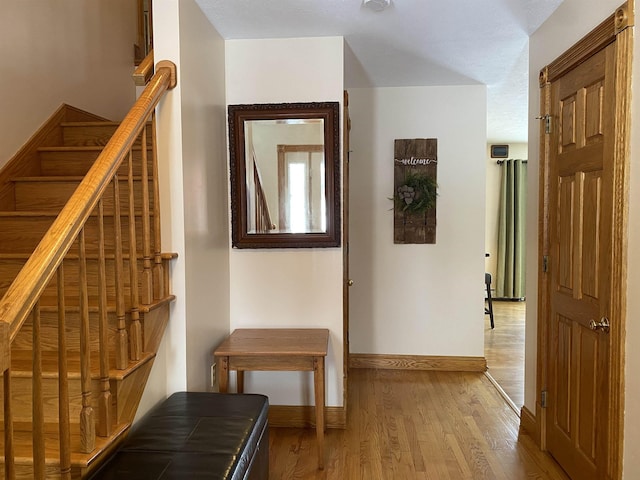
[585,81,604,142]
[576,324,598,462]
[557,176,574,293]
[561,95,577,150]
[554,316,572,436]
[582,172,601,300]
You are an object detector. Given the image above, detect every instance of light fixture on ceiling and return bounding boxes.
[363,0,391,12]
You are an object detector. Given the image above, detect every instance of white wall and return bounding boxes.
[485,143,527,280]
[0,0,137,164]
[138,0,229,416]
[529,1,640,477]
[225,37,345,407]
[178,0,229,392]
[348,86,486,358]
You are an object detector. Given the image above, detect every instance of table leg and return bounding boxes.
[313,356,325,470]
[237,370,245,393]
[219,357,229,393]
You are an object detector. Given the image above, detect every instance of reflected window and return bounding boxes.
[278,144,325,233]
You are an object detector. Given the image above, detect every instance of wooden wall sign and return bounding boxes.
[393,138,437,244]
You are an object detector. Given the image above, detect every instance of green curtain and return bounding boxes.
[496,159,526,299]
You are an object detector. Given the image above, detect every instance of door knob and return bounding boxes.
[589,317,610,333]
[347,279,354,286]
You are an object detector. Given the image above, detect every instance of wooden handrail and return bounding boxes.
[0,60,176,352]
[133,50,154,86]
[253,161,275,232]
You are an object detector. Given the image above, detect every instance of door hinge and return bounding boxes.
[543,255,549,273]
[541,390,548,408]
[536,114,552,134]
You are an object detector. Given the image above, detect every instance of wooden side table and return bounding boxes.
[213,328,330,469]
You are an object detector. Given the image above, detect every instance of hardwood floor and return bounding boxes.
[484,300,526,409]
[268,368,568,479]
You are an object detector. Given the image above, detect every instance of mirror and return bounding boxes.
[228,102,341,248]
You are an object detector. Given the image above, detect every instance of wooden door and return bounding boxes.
[539,6,631,479]
[546,44,611,478]
[545,41,617,480]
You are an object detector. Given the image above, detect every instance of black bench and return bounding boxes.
[88,392,269,480]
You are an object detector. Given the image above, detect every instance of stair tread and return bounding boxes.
[61,121,150,127]
[0,209,153,217]
[0,251,177,260]
[30,293,175,312]
[0,211,63,217]
[12,175,150,182]
[9,350,155,380]
[37,146,146,152]
[60,121,123,127]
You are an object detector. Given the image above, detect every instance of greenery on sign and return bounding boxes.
[393,172,438,214]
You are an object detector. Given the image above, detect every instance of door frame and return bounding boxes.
[535,3,633,478]
[342,90,351,419]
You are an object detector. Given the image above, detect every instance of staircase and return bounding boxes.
[0,61,177,479]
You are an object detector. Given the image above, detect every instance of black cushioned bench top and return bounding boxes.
[88,392,269,480]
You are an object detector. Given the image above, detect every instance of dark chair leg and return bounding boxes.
[485,273,495,329]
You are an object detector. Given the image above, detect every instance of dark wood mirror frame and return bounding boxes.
[228,102,341,248]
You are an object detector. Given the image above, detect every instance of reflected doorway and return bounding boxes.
[277,144,326,232]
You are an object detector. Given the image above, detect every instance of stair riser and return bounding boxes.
[39,149,152,176]
[11,297,171,357]
[111,358,154,425]
[13,308,141,354]
[0,376,115,426]
[7,354,159,433]
[14,179,154,213]
[62,123,152,147]
[0,257,144,299]
[0,215,153,254]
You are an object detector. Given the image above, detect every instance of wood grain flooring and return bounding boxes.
[484,300,525,409]
[268,368,568,479]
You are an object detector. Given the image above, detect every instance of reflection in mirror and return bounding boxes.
[228,102,341,248]
[244,120,326,234]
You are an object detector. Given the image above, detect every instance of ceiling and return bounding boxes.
[194,0,564,143]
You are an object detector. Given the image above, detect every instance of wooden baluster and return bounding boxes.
[151,114,164,299]
[128,152,142,360]
[96,200,112,437]
[57,265,71,480]
[140,124,153,304]
[32,302,45,478]
[113,175,128,370]
[78,229,95,453]
[4,367,15,480]
[163,255,170,297]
